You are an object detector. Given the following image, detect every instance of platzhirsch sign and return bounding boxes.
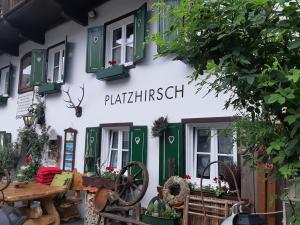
[105,84,184,106]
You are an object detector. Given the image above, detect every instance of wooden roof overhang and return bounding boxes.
[0,0,108,56]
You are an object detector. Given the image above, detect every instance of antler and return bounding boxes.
[63,87,76,108]
[77,84,85,107]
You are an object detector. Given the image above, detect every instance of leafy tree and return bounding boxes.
[149,0,300,222]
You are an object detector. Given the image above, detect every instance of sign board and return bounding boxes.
[16,91,34,118]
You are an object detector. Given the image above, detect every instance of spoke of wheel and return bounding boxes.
[134,178,144,185]
[119,186,126,197]
[131,183,142,192]
[133,169,143,179]
[125,189,128,201]
[130,186,135,200]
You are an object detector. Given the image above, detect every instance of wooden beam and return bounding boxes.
[52,0,88,26]
[0,41,19,56]
[3,19,45,44]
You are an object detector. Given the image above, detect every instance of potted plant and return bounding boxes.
[142,200,180,225]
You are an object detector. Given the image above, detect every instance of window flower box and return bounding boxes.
[38,83,61,95]
[96,65,129,81]
[141,215,180,225]
[0,96,8,104]
[82,176,115,190]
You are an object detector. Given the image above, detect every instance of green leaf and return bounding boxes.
[284,114,300,125]
[266,94,285,105]
[288,39,300,50]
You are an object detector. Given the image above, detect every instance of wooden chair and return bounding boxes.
[57,169,84,222]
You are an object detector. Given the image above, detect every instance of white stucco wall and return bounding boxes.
[0,0,235,206]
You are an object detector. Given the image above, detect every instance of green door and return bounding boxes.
[84,127,100,173]
[159,123,184,185]
[129,126,147,165]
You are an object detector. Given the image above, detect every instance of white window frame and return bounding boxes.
[105,15,134,68]
[47,43,65,84]
[100,127,130,171]
[0,66,10,97]
[185,123,237,185]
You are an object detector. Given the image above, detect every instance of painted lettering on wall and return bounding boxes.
[104,85,184,106]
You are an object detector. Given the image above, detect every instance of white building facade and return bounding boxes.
[0,0,237,204]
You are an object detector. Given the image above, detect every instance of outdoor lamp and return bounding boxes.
[22,112,34,128]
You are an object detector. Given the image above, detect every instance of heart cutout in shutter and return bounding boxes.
[168,136,175,144]
[135,137,141,145]
[93,36,99,43]
[37,57,42,63]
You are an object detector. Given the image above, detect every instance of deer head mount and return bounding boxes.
[63,85,85,117]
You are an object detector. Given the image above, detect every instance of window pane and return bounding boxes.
[54,52,60,67]
[126,23,134,44]
[112,47,121,64]
[218,130,233,154]
[197,130,211,153]
[122,151,128,168]
[113,27,122,47]
[53,67,59,82]
[111,131,118,149]
[110,150,118,168]
[20,55,32,89]
[122,131,129,149]
[196,154,210,178]
[126,45,133,63]
[218,156,234,177]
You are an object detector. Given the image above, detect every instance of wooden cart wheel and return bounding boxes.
[114,161,149,206]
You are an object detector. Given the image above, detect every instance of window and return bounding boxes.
[0,65,11,97]
[109,130,129,170]
[86,4,147,75]
[105,15,134,68]
[186,124,237,182]
[47,43,65,83]
[19,52,33,93]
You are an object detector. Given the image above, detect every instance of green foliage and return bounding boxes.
[100,166,119,181]
[152,116,168,137]
[149,0,300,219]
[146,200,179,219]
[18,126,49,163]
[15,161,39,182]
[0,144,18,175]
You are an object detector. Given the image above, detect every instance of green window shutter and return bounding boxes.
[129,126,148,165]
[30,49,47,86]
[133,3,147,64]
[159,123,184,185]
[84,127,100,173]
[86,26,105,73]
[62,36,68,83]
[0,64,12,97]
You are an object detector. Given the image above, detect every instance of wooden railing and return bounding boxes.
[0,0,24,15]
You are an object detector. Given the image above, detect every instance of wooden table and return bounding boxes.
[3,182,67,225]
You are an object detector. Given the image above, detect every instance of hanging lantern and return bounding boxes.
[23,106,34,128]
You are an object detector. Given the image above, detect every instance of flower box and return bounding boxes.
[38,83,61,95]
[141,215,179,225]
[82,176,115,190]
[0,96,8,104]
[96,65,129,81]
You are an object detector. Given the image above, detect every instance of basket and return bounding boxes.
[142,215,180,225]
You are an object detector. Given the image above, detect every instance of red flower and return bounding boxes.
[108,60,117,65]
[213,177,218,182]
[24,156,32,164]
[183,175,191,180]
[106,166,114,172]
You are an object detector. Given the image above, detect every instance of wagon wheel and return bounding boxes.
[114,161,149,206]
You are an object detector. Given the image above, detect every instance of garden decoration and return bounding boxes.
[152,116,168,137]
[63,84,85,117]
[162,176,190,206]
[94,161,149,225]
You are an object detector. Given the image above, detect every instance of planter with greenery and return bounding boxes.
[149,0,300,222]
[142,200,180,225]
[83,166,119,189]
